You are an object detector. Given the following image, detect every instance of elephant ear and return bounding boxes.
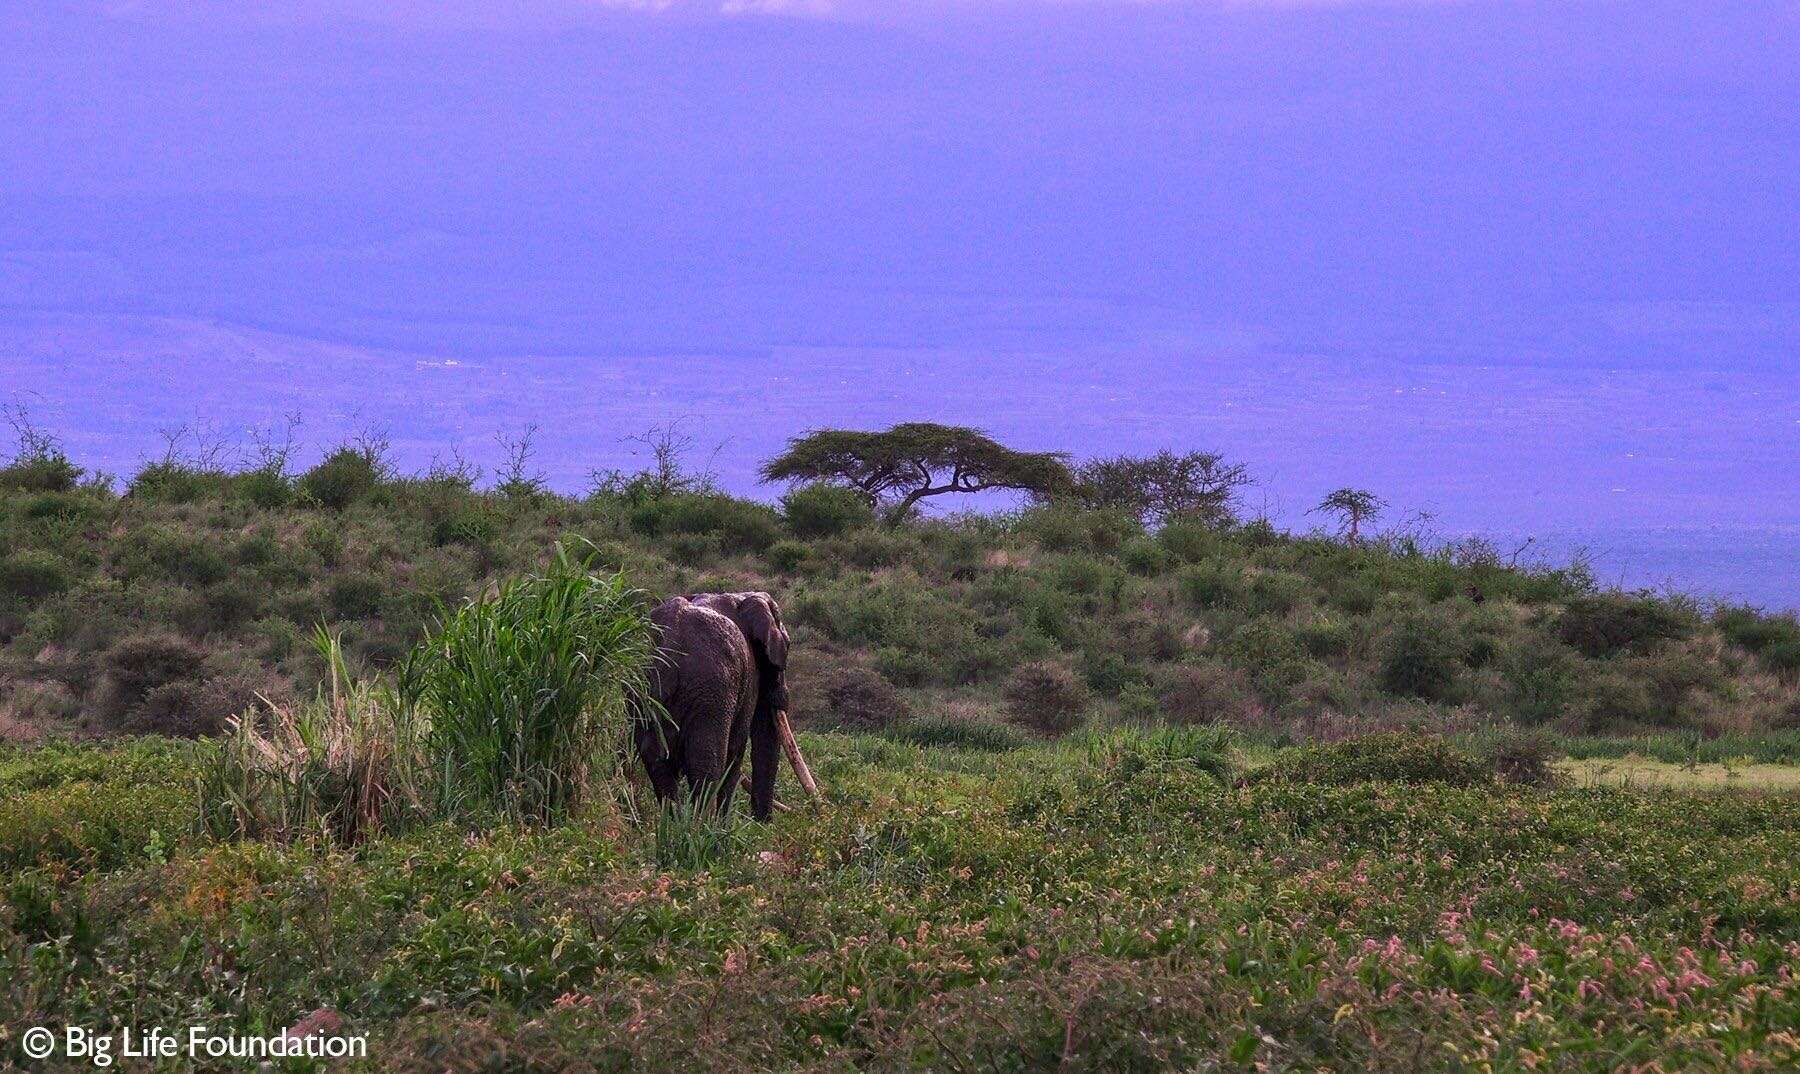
[735,593,789,669]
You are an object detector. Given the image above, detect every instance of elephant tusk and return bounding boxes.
[774,709,821,800]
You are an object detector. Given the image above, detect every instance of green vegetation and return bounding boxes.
[4,418,1799,1069]
[2,732,1797,1070]
[398,547,657,823]
[760,422,1074,522]
[3,422,1798,749]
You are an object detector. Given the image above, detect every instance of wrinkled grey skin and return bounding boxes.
[635,592,791,820]
[683,592,791,821]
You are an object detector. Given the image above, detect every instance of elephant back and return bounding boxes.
[648,598,756,710]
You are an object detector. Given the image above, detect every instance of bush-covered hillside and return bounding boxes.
[3,425,1798,743]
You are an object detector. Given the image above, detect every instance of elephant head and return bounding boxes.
[684,592,788,673]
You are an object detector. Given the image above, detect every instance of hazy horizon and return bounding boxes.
[4,2,1797,606]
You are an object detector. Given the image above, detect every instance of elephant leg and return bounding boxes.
[749,700,779,822]
[714,750,745,815]
[635,721,684,803]
[682,726,731,812]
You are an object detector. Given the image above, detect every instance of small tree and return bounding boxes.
[1311,487,1387,544]
[590,422,718,503]
[761,423,1072,523]
[1067,450,1250,527]
[0,403,82,493]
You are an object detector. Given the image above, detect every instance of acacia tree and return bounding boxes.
[1066,450,1251,527]
[760,423,1072,523]
[1311,487,1387,544]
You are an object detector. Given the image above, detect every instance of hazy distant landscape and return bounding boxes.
[7,3,1797,608]
[7,311,1797,606]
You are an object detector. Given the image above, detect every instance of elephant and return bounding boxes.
[634,591,814,820]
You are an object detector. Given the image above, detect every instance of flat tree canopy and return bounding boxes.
[760,423,1073,521]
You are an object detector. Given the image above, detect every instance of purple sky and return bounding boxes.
[3,1,1799,604]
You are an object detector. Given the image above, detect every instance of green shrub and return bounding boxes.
[1378,613,1464,701]
[128,461,226,503]
[299,447,384,509]
[1253,733,1491,787]
[1050,553,1125,600]
[234,464,294,508]
[400,549,657,823]
[116,527,231,586]
[1219,618,1311,697]
[1177,560,1243,609]
[1716,607,1800,673]
[630,493,783,554]
[873,646,933,687]
[1080,651,1150,698]
[819,664,910,731]
[0,448,83,493]
[835,528,917,569]
[1243,569,1309,618]
[1499,638,1580,725]
[303,521,346,565]
[432,506,500,549]
[1714,606,1799,652]
[1003,660,1089,737]
[765,539,811,574]
[1294,616,1354,660]
[1763,637,1800,675]
[1120,537,1172,576]
[0,549,76,603]
[1017,505,1139,554]
[1570,670,1661,732]
[782,483,873,538]
[1558,594,1689,658]
[328,573,389,620]
[666,533,720,566]
[1157,518,1228,563]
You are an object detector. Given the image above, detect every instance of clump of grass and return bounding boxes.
[1252,732,1492,787]
[1003,660,1089,737]
[198,627,421,846]
[1479,729,1566,787]
[401,545,658,824]
[650,789,747,871]
[1074,723,1240,783]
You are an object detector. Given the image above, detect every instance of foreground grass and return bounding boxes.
[2,735,1798,1072]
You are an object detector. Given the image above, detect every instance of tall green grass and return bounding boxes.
[650,788,748,871]
[401,545,659,824]
[198,626,422,846]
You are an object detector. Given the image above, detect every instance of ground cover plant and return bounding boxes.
[1,732,1797,1071]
